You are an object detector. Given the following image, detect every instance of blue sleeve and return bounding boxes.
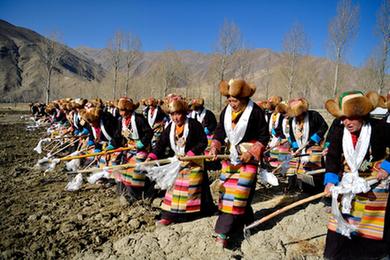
[291,141,298,149]
[310,133,321,144]
[87,140,94,147]
[80,128,89,136]
[324,172,340,185]
[380,160,390,174]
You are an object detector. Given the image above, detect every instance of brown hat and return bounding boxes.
[166,99,188,114]
[146,97,158,107]
[256,100,268,110]
[219,79,256,98]
[287,98,309,117]
[70,98,88,110]
[189,98,204,110]
[117,97,139,111]
[325,90,380,118]
[377,92,389,110]
[79,103,103,123]
[267,96,283,110]
[275,101,288,114]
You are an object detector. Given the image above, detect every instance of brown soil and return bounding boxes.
[0,110,329,259]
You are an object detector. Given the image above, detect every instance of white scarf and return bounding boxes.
[122,113,139,140]
[73,112,79,128]
[191,108,206,124]
[292,113,309,149]
[147,107,158,128]
[268,112,280,134]
[224,100,254,165]
[330,123,372,238]
[282,117,290,138]
[91,120,113,142]
[169,119,189,156]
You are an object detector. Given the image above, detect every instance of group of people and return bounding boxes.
[31,79,390,258]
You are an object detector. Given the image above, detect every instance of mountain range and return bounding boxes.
[0,19,385,108]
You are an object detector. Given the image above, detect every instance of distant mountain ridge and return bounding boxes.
[1,20,385,106]
[0,19,104,102]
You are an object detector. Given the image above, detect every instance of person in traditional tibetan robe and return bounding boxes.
[189,98,217,138]
[209,79,270,248]
[285,98,328,192]
[143,97,168,149]
[323,90,390,260]
[147,98,215,225]
[113,97,154,202]
[79,101,122,169]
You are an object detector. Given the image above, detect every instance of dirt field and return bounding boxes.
[0,109,329,259]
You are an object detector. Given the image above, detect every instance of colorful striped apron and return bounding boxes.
[218,160,257,215]
[328,162,389,240]
[161,162,203,214]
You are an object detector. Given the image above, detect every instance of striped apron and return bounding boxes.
[328,162,389,240]
[218,160,257,215]
[161,162,204,214]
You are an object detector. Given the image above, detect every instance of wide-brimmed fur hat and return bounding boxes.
[189,98,204,110]
[146,97,158,107]
[219,79,256,98]
[377,92,389,110]
[287,98,309,117]
[325,90,380,118]
[117,97,139,111]
[267,96,283,110]
[79,104,103,123]
[275,101,288,114]
[256,100,268,110]
[70,98,88,110]
[166,99,188,114]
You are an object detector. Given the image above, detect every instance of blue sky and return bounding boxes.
[0,0,383,67]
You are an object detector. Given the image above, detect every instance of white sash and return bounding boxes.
[73,112,79,128]
[292,113,309,149]
[268,112,280,134]
[224,100,253,165]
[282,117,290,138]
[100,120,112,141]
[147,107,158,128]
[330,123,372,238]
[122,113,139,140]
[191,108,206,124]
[169,119,189,156]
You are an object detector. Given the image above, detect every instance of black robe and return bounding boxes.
[213,103,270,148]
[118,112,153,150]
[324,118,390,260]
[144,106,168,128]
[151,118,208,159]
[87,111,122,149]
[288,110,328,151]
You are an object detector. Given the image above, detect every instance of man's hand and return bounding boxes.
[240,152,252,163]
[208,147,218,161]
[377,168,389,181]
[324,183,335,197]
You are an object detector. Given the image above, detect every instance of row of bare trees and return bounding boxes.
[39,0,388,106]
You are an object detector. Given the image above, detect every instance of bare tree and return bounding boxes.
[214,19,242,109]
[108,31,123,100]
[328,0,359,96]
[40,32,62,103]
[300,56,319,102]
[282,23,309,100]
[234,47,253,80]
[124,33,142,96]
[153,50,189,97]
[375,0,390,94]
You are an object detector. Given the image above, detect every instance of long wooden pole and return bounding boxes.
[59,146,134,161]
[244,192,326,234]
[73,154,231,174]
